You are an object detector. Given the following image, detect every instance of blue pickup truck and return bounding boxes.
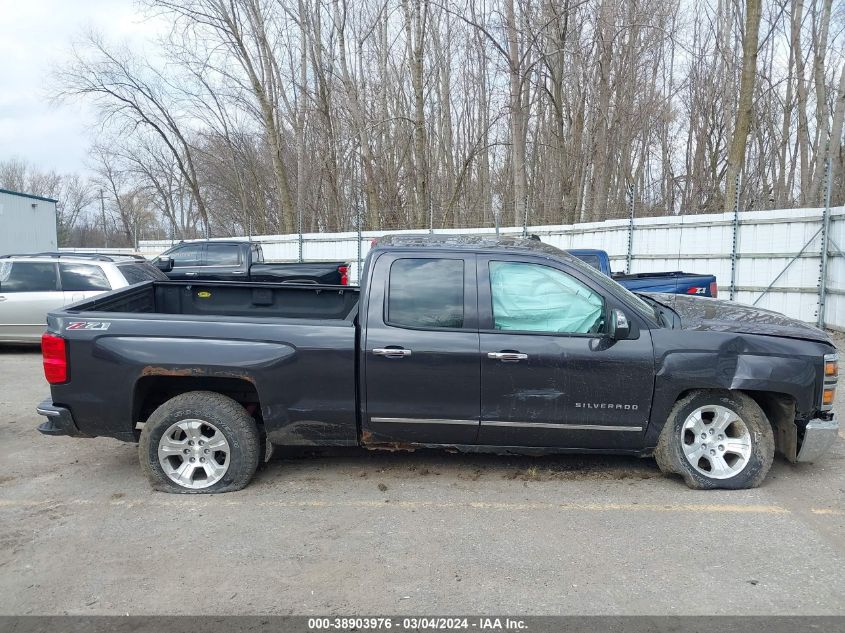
[567,249,718,297]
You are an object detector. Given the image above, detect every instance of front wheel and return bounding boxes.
[139,391,260,494]
[655,390,774,490]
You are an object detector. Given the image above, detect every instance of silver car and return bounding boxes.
[0,253,167,343]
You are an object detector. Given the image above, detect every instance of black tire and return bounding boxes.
[654,389,774,490]
[139,391,260,494]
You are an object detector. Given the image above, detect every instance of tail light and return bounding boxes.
[338,265,349,286]
[41,333,68,384]
[709,281,718,298]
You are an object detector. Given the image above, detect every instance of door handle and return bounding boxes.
[185,272,198,277]
[488,351,528,361]
[373,347,412,358]
[0,296,6,302]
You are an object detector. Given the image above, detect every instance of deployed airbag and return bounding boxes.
[490,261,603,333]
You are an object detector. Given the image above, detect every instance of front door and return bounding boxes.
[164,243,206,281]
[476,256,655,449]
[362,253,480,445]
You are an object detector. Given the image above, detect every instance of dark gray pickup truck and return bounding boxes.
[37,235,839,493]
[153,240,350,285]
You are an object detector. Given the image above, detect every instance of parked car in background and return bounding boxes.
[0,253,167,343]
[153,240,351,285]
[567,248,718,297]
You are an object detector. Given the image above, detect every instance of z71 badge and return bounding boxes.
[66,321,111,331]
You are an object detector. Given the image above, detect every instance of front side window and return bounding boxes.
[489,261,604,334]
[169,245,203,267]
[388,258,464,329]
[0,262,58,292]
[59,263,112,292]
[206,244,241,266]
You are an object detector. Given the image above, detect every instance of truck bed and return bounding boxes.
[66,280,359,321]
[612,271,716,296]
[47,280,360,444]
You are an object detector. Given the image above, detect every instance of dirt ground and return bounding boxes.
[1,335,844,615]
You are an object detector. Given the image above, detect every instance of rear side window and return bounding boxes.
[119,263,167,284]
[0,262,59,292]
[388,258,464,329]
[169,244,203,267]
[251,244,264,263]
[59,263,111,291]
[206,244,241,266]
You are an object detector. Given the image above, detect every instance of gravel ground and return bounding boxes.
[0,336,844,615]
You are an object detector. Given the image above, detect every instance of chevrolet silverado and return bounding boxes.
[36,234,839,493]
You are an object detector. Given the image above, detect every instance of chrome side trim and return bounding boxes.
[371,417,479,426]
[481,421,642,432]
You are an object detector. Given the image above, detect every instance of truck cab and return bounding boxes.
[361,238,654,450]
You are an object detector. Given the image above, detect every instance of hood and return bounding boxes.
[644,293,834,345]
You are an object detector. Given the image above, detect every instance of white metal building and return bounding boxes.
[0,188,58,255]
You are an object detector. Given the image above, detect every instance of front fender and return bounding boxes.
[644,331,825,448]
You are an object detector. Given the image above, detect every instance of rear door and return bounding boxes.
[202,243,245,281]
[0,261,62,341]
[362,252,481,445]
[477,255,655,449]
[59,263,112,304]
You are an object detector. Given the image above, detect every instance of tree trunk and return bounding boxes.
[724,0,762,212]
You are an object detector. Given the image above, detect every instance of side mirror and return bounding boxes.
[155,257,174,273]
[608,309,631,340]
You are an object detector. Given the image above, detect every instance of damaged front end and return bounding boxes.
[770,352,839,463]
[774,412,839,463]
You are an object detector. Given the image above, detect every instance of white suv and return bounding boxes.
[0,253,168,342]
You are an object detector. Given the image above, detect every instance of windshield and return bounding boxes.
[545,247,659,324]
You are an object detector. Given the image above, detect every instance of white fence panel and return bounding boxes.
[138,206,845,329]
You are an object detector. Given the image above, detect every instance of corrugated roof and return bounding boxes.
[0,188,58,203]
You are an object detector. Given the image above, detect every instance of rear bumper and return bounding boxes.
[35,399,86,437]
[796,414,839,463]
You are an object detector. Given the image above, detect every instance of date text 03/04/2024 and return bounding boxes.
[307,617,528,630]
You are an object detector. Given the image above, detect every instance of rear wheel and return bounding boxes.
[139,391,260,494]
[655,390,774,489]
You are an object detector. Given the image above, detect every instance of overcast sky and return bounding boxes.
[0,0,163,175]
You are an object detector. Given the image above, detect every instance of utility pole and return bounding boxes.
[99,189,108,248]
